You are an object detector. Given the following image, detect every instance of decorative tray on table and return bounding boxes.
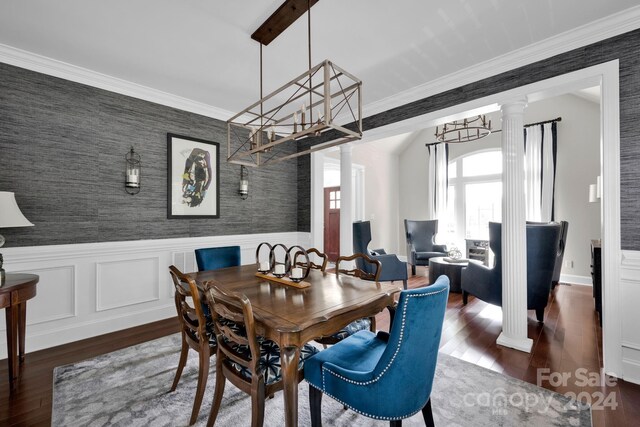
[254,272,311,289]
[443,257,469,263]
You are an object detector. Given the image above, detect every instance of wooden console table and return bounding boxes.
[0,273,39,389]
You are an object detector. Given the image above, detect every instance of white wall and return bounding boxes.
[398,128,431,254]
[353,145,400,254]
[526,94,601,282]
[327,146,401,255]
[397,94,600,282]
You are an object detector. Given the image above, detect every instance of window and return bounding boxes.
[329,190,340,210]
[447,150,502,249]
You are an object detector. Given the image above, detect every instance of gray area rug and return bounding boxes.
[52,334,591,426]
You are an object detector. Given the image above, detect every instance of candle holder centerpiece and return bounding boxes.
[255,242,273,273]
[270,243,290,278]
[254,242,312,288]
[287,245,310,283]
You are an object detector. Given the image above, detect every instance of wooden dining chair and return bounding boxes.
[294,247,328,272]
[205,285,318,427]
[335,252,381,282]
[168,265,217,426]
[315,253,382,346]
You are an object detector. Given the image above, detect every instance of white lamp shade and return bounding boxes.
[0,192,34,228]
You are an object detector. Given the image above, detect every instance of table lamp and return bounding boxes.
[0,191,34,284]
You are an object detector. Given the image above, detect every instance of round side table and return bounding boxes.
[428,257,473,293]
[0,273,39,389]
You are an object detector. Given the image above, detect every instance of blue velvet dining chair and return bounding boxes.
[195,246,241,271]
[304,275,450,427]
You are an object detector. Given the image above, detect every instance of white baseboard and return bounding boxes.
[622,345,640,385]
[0,232,311,358]
[559,274,592,286]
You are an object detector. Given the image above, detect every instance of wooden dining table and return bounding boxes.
[188,264,400,427]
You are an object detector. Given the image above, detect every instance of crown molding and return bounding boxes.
[363,5,640,117]
[2,6,639,122]
[0,43,235,121]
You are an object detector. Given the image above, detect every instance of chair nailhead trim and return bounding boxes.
[309,383,423,421]
[318,286,447,419]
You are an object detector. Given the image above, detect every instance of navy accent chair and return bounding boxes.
[353,221,408,290]
[305,275,450,426]
[551,221,569,289]
[195,246,241,271]
[404,219,448,276]
[205,285,318,427]
[461,222,561,322]
[168,265,217,426]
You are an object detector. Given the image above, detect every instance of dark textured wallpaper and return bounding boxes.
[0,63,299,247]
[3,27,640,249]
[296,28,640,250]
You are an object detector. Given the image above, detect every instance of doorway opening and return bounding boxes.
[310,60,621,377]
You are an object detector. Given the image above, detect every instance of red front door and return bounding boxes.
[324,186,340,262]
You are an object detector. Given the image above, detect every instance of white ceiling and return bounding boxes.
[0,1,637,114]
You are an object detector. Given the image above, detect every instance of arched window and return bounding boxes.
[446,150,502,249]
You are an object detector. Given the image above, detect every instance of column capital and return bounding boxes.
[339,144,352,154]
[500,99,528,116]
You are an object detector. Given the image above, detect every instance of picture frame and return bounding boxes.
[167,133,220,219]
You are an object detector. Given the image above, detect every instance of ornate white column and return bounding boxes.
[496,100,533,353]
[340,144,353,257]
[310,151,325,251]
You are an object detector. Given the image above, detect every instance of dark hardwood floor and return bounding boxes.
[2,270,639,426]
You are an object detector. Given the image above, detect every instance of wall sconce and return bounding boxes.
[589,184,598,203]
[239,165,249,200]
[125,147,141,195]
[589,175,602,203]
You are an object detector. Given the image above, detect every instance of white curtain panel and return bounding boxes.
[426,144,448,223]
[524,123,555,222]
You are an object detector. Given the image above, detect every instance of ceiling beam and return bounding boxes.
[251,0,320,46]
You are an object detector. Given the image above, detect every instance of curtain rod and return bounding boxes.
[523,116,562,128]
[425,117,562,146]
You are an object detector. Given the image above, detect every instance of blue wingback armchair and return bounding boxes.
[304,275,450,426]
[195,246,241,271]
[404,219,448,276]
[353,221,408,289]
[551,221,569,289]
[461,222,561,322]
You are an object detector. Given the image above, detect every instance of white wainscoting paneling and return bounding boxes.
[0,265,76,331]
[620,250,640,383]
[96,257,160,312]
[0,232,311,359]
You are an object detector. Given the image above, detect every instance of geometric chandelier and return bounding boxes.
[434,114,492,144]
[227,0,362,167]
